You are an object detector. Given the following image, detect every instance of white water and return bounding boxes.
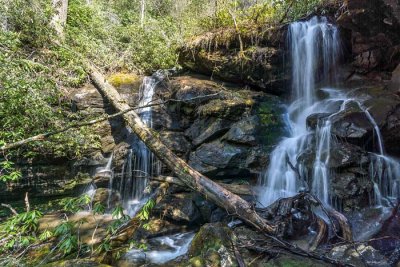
[117,73,163,216]
[258,16,400,210]
[123,232,195,265]
[259,17,341,206]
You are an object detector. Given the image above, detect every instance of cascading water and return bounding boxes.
[258,16,341,206]
[258,16,400,214]
[117,73,162,216]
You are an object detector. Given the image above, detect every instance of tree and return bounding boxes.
[51,0,69,39]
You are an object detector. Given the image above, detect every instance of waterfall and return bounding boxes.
[258,17,340,207]
[259,16,400,210]
[118,73,162,216]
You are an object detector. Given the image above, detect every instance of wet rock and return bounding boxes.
[370,206,400,264]
[297,141,369,170]
[328,142,370,168]
[188,223,237,267]
[153,193,201,223]
[331,172,373,210]
[388,63,400,91]
[382,104,400,156]
[306,113,331,130]
[329,244,390,267]
[92,188,121,209]
[330,108,373,140]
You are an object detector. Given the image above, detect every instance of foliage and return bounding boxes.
[0,0,55,47]
[0,30,100,161]
[59,194,92,213]
[54,220,79,255]
[137,199,155,221]
[0,210,43,253]
[0,159,21,182]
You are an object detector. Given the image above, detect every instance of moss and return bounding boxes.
[197,98,250,118]
[255,98,285,148]
[107,73,140,88]
[189,256,206,267]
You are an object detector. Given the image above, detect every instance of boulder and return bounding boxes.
[188,223,237,267]
[331,172,373,210]
[330,107,373,140]
[92,188,121,209]
[188,140,251,178]
[179,44,287,95]
[186,117,234,147]
[153,193,201,223]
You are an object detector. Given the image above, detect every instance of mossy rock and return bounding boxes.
[107,73,140,88]
[197,98,250,119]
[188,223,237,267]
[255,97,285,148]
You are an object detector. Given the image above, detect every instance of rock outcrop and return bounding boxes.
[337,0,400,73]
[178,27,288,95]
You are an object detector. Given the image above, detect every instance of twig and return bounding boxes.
[0,203,18,215]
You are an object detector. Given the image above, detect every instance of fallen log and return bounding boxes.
[88,66,276,234]
[152,175,255,196]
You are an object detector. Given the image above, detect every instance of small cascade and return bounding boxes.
[259,17,341,207]
[83,154,114,210]
[122,232,195,265]
[312,120,332,204]
[116,72,163,216]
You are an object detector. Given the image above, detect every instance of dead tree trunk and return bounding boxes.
[51,0,69,40]
[88,66,276,234]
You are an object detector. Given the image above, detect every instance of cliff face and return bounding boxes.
[336,0,400,73]
[178,26,289,95]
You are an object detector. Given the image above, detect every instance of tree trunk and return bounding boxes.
[51,0,69,39]
[88,66,276,234]
[140,0,145,27]
[152,176,255,196]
